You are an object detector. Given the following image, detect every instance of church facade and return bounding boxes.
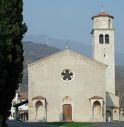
[28,11,119,122]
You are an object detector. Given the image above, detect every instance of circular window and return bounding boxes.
[61,69,73,81]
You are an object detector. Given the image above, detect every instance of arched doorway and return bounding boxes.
[63,104,72,121]
[93,101,101,120]
[106,110,112,122]
[35,101,44,121]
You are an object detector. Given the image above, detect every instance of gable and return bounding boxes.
[27,49,107,71]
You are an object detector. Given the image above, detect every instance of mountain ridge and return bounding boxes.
[23,34,124,65]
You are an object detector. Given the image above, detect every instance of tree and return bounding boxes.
[0,0,27,126]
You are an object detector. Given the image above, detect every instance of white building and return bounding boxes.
[9,92,19,120]
[28,11,119,122]
[9,91,28,121]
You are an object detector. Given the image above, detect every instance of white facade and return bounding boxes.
[28,49,107,122]
[28,11,120,122]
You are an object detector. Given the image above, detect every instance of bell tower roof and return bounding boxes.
[91,11,114,20]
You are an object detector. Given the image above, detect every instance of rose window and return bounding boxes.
[61,69,73,81]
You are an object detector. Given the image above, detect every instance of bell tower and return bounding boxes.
[91,11,115,94]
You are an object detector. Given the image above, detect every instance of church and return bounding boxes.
[28,11,120,122]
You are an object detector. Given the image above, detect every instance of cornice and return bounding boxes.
[27,49,108,71]
[91,28,115,34]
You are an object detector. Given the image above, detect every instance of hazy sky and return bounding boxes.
[23,0,124,53]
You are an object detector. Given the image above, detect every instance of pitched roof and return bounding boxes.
[32,96,46,100]
[27,49,107,70]
[89,96,104,100]
[92,11,114,19]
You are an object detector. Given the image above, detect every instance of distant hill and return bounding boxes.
[21,41,60,90]
[23,41,60,66]
[115,66,124,107]
[23,34,124,65]
[23,34,92,57]
[21,41,124,108]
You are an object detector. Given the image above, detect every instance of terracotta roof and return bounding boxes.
[92,12,114,19]
[89,96,104,100]
[18,91,28,100]
[32,96,46,100]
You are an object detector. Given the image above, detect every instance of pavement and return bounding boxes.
[89,122,124,127]
[7,120,124,127]
[7,120,58,127]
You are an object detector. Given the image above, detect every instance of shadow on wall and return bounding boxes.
[106,92,115,121]
[106,110,112,122]
[106,92,114,106]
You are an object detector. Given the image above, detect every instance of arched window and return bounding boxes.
[35,101,44,120]
[62,96,71,102]
[105,34,109,44]
[93,101,101,120]
[99,34,104,44]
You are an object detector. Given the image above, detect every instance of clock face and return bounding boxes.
[61,69,73,81]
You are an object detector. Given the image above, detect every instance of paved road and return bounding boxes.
[7,120,124,127]
[7,120,59,127]
[89,122,124,127]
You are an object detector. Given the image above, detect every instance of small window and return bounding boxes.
[108,19,111,29]
[105,34,109,44]
[99,34,104,44]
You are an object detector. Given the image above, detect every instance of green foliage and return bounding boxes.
[0,0,27,126]
[47,122,95,127]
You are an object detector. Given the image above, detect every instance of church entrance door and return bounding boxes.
[63,104,72,121]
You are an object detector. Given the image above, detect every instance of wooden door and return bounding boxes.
[63,104,72,121]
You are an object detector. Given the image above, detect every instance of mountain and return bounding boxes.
[23,34,92,57]
[23,34,124,65]
[23,41,60,66]
[21,41,60,90]
[115,66,124,107]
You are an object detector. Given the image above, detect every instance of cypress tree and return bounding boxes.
[0,0,27,126]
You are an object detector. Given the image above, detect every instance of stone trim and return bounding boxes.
[89,96,104,100]
[91,28,114,34]
[32,96,46,100]
[28,49,108,71]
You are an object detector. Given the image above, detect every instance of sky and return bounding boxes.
[23,0,124,53]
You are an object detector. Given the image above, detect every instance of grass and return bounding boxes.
[47,122,95,127]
